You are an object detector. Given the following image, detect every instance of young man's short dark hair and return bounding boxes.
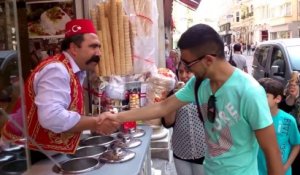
[177,24,225,58]
[258,78,284,97]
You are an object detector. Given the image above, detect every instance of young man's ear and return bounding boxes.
[276,95,283,103]
[205,55,215,66]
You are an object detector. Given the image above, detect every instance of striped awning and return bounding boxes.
[175,0,201,11]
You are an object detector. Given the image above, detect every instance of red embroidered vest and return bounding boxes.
[2,54,84,154]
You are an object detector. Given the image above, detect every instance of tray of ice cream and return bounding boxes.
[119,128,146,138]
[53,132,143,173]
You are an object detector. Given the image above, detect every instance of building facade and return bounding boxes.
[268,0,300,40]
[219,0,300,45]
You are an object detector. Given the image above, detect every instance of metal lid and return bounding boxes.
[99,148,135,163]
[129,128,145,138]
[116,133,142,148]
[68,145,107,159]
[52,157,103,174]
[110,137,142,149]
[80,135,114,147]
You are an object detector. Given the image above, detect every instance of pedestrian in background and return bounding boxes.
[283,72,300,175]
[246,43,251,55]
[251,42,256,53]
[232,43,248,73]
[224,42,229,56]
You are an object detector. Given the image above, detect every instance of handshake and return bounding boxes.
[91,112,121,135]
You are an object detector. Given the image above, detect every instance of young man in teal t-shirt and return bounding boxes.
[103,24,284,175]
[258,78,300,175]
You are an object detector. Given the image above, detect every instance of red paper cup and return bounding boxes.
[122,121,136,133]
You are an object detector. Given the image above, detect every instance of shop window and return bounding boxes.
[236,11,240,22]
[272,7,281,18]
[279,31,290,38]
[255,46,270,68]
[262,6,270,19]
[271,48,285,77]
[249,5,253,16]
[261,30,268,41]
[281,2,292,16]
[270,32,277,40]
[299,0,300,16]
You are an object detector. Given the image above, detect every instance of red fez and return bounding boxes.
[65,19,96,38]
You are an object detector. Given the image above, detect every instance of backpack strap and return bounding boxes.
[194,78,204,123]
[229,49,237,67]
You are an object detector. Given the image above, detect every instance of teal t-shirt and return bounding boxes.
[257,109,300,175]
[175,69,273,175]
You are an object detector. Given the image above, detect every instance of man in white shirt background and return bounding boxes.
[232,43,248,73]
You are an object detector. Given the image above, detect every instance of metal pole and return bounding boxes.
[87,72,93,115]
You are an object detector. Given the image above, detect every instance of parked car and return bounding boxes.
[0,50,18,102]
[252,38,300,85]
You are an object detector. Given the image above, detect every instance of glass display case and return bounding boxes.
[0,0,83,173]
[0,0,28,174]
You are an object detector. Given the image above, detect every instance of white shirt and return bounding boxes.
[232,53,247,71]
[33,52,86,133]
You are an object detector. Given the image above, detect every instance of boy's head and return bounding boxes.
[258,78,284,109]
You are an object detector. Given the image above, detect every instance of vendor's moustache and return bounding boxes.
[85,55,100,65]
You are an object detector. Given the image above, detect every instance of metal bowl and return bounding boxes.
[68,145,107,159]
[80,136,114,147]
[53,157,102,174]
[0,159,27,175]
[2,144,25,159]
[0,154,16,166]
[2,145,24,153]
